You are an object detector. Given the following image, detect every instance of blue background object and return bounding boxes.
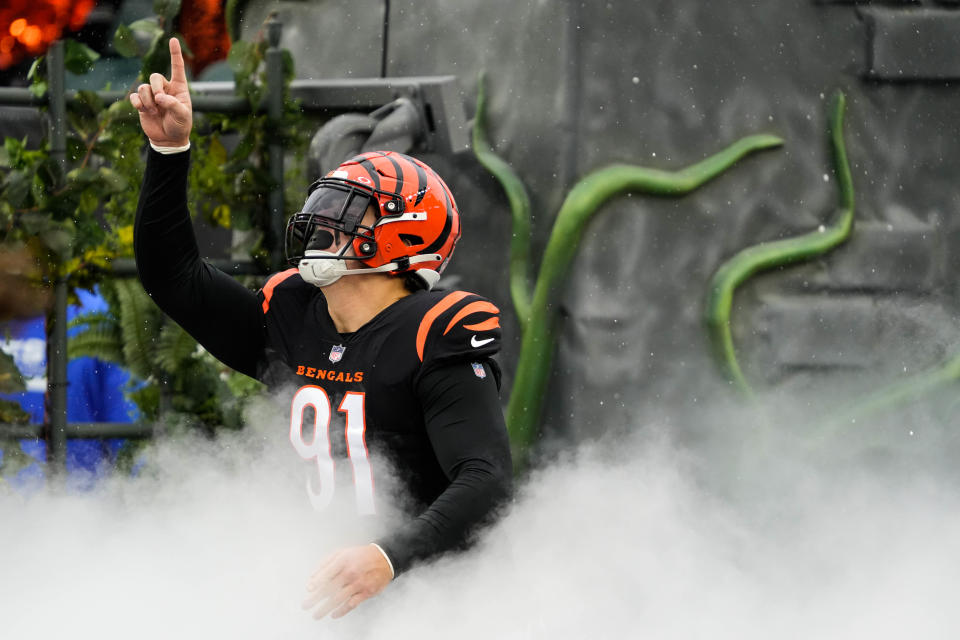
[0,288,139,488]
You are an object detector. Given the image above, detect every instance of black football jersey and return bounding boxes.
[256,269,503,516]
[135,148,511,574]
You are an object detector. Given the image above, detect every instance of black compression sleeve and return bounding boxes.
[134,148,265,378]
[376,360,513,575]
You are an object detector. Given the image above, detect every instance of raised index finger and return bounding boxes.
[168,37,186,84]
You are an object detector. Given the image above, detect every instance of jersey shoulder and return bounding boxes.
[403,288,502,367]
[258,268,314,315]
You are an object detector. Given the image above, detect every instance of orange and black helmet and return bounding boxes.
[285,151,461,288]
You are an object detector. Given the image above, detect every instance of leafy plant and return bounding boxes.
[191,29,305,262]
[0,350,30,426]
[3,39,149,304]
[0,3,308,453]
[68,278,264,430]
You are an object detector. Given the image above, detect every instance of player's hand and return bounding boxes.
[128,37,192,147]
[302,544,394,619]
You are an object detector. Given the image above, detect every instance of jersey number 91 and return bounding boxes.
[289,385,375,515]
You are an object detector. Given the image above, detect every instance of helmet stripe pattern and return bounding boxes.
[381,153,405,199]
[411,161,428,205]
[423,182,455,254]
[423,209,452,254]
[355,157,382,191]
[395,155,424,208]
[370,152,455,254]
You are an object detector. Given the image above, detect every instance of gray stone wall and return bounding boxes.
[243,0,960,444]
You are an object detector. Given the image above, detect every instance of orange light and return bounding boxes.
[9,18,27,38]
[69,0,95,30]
[21,25,42,49]
[0,0,97,69]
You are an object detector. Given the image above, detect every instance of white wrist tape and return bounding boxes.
[150,141,191,154]
[370,543,396,579]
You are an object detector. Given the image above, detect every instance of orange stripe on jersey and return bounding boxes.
[463,317,500,332]
[416,291,471,361]
[260,268,298,313]
[443,301,500,335]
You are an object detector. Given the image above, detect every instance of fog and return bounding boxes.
[2,395,959,639]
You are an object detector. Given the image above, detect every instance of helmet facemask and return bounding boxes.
[285,180,379,266]
[285,180,385,286]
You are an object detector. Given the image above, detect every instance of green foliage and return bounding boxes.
[0,351,32,473]
[0,439,36,479]
[68,279,265,430]
[64,40,100,75]
[154,0,183,21]
[0,399,30,422]
[113,18,164,60]
[26,57,46,98]
[0,15,306,286]
[1,48,144,290]
[0,4,306,441]
[0,350,26,393]
[227,40,265,107]
[192,35,308,261]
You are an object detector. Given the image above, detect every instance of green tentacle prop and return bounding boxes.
[704,91,854,396]
[820,352,960,436]
[505,133,783,462]
[471,72,534,330]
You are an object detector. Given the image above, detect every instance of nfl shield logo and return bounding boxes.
[471,362,486,379]
[329,344,346,363]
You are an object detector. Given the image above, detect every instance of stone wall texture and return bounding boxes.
[242,0,960,446]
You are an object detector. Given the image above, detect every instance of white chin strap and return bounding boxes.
[298,251,442,289]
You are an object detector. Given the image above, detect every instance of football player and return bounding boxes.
[129,38,512,619]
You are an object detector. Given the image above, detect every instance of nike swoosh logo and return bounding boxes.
[471,335,495,348]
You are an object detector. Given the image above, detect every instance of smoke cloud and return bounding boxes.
[1,395,958,639]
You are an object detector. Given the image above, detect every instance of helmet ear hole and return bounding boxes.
[399,234,424,247]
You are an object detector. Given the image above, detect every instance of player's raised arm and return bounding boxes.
[131,37,266,379]
[129,38,193,147]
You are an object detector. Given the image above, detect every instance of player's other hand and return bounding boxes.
[302,544,394,619]
[128,37,193,147]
